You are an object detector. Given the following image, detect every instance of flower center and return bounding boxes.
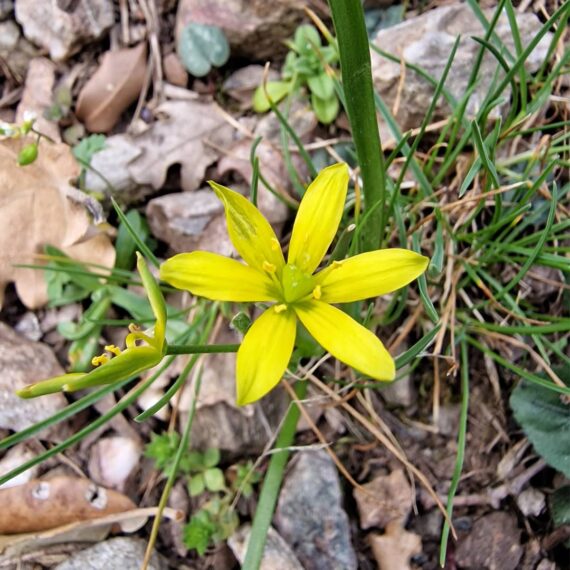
[281,264,315,303]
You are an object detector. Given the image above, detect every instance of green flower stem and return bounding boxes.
[166,343,239,355]
[328,0,386,251]
[142,368,204,570]
[242,380,307,569]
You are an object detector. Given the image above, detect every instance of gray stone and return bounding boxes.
[516,487,545,517]
[15,0,114,61]
[53,537,165,570]
[146,183,287,255]
[176,0,307,60]
[228,524,304,570]
[0,323,67,435]
[371,4,552,136]
[0,19,38,79]
[146,188,231,255]
[275,450,357,570]
[0,1,13,20]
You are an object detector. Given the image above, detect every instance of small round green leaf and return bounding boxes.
[203,447,220,468]
[307,72,335,100]
[311,93,340,124]
[252,81,292,112]
[189,473,206,496]
[204,467,226,492]
[178,23,230,77]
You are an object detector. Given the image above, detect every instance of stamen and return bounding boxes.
[263,261,277,273]
[312,285,322,300]
[91,354,109,367]
[270,238,281,251]
[128,323,141,333]
[332,260,344,269]
[105,344,122,356]
[274,304,288,313]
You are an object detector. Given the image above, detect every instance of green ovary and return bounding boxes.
[280,264,316,303]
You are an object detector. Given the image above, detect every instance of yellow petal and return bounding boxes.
[288,163,349,274]
[209,181,285,274]
[295,301,394,380]
[236,306,296,405]
[160,252,280,302]
[317,249,429,303]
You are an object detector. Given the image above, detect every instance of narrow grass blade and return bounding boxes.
[439,339,470,566]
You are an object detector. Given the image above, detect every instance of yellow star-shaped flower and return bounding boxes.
[160,163,428,405]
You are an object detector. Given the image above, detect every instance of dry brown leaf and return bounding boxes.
[369,521,422,570]
[76,43,147,133]
[0,137,115,308]
[0,476,136,534]
[0,506,183,557]
[354,469,413,530]
[127,99,233,192]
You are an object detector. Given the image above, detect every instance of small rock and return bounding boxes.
[0,1,13,20]
[516,487,545,517]
[14,311,41,341]
[371,4,552,136]
[223,64,279,108]
[176,0,308,60]
[536,560,557,570]
[163,52,188,87]
[180,330,290,454]
[0,444,38,488]
[228,524,304,570]
[15,0,114,61]
[354,469,413,529]
[146,188,231,255]
[88,436,141,492]
[0,323,67,435]
[53,537,165,570]
[0,19,38,80]
[275,450,357,570]
[369,521,422,570]
[436,403,461,436]
[380,374,415,407]
[455,511,523,570]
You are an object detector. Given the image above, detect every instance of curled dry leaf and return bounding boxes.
[369,521,422,570]
[0,476,136,534]
[76,43,148,133]
[354,469,413,530]
[0,507,183,558]
[0,137,115,308]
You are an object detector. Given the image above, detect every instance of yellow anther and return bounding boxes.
[270,238,281,251]
[263,261,277,273]
[312,285,322,300]
[274,304,288,313]
[128,323,141,333]
[332,260,344,269]
[91,354,109,367]
[105,344,122,356]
